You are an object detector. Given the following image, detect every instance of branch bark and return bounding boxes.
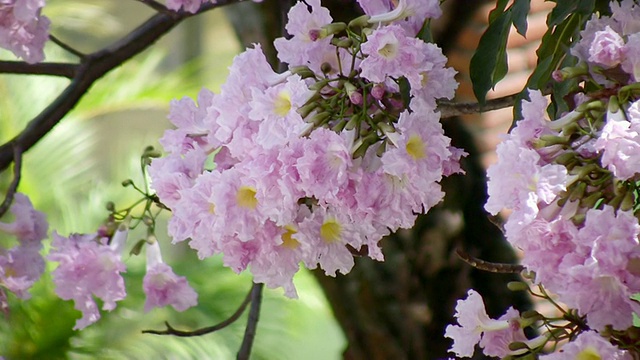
[0,0,245,173]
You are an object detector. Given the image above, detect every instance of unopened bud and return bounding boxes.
[129,239,146,256]
[309,111,332,126]
[122,179,134,187]
[289,65,316,79]
[348,14,371,29]
[332,37,353,48]
[106,201,115,212]
[507,281,529,292]
[371,84,385,100]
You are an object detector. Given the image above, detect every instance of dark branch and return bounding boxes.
[0,61,78,78]
[237,283,264,360]
[455,247,525,274]
[0,143,22,218]
[0,0,244,173]
[136,0,171,14]
[142,282,254,337]
[49,34,85,59]
[438,93,520,119]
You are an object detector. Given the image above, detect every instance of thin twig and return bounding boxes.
[237,283,264,360]
[0,61,78,78]
[136,0,171,13]
[142,282,254,337]
[455,247,525,274]
[438,93,520,118]
[48,34,86,59]
[0,143,22,218]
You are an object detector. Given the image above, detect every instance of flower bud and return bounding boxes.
[348,15,371,29]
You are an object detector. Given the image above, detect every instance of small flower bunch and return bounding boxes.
[446,1,640,358]
[0,0,50,63]
[46,162,199,330]
[0,193,48,312]
[150,0,462,297]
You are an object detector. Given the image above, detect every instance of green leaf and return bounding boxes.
[489,0,510,22]
[470,9,513,104]
[511,0,531,36]
[634,313,640,327]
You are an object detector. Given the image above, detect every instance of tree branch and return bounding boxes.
[0,143,22,218]
[236,283,264,360]
[48,34,86,59]
[142,282,254,337]
[0,0,245,173]
[0,61,78,78]
[438,92,520,119]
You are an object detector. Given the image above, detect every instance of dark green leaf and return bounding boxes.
[489,0,510,22]
[470,10,513,104]
[511,0,531,36]
[547,0,579,26]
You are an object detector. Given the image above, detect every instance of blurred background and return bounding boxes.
[0,1,345,359]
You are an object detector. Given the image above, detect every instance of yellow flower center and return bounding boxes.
[208,203,216,214]
[406,134,426,160]
[274,90,292,116]
[281,226,300,249]
[576,347,601,360]
[236,186,258,209]
[320,219,342,244]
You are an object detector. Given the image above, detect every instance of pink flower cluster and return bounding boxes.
[48,224,198,329]
[569,0,640,82]
[0,193,48,308]
[0,0,50,63]
[150,0,461,297]
[446,2,640,357]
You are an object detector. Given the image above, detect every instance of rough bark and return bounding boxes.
[224,1,533,358]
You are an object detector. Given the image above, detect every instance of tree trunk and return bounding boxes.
[224,1,533,358]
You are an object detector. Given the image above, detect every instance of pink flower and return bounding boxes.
[0,0,50,63]
[143,241,198,312]
[444,289,515,358]
[273,0,335,74]
[588,26,626,68]
[165,0,211,13]
[0,243,44,299]
[360,24,430,92]
[294,127,352,202]
[594,108,640,180]
[539,331,631,360]
[48,231,127,330]
[0,192,47,243]
[249,75,312,149]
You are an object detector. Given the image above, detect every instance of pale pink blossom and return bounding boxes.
[445,289,513,358]
[48,231,127,329]
[0,192,47,243]
[588,26,626,67]
[143,241,198,312]
[0,0,50,63]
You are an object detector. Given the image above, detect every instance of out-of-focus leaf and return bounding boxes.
[512,0,531,36]
[470,9,512,104]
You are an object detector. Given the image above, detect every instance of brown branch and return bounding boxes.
[48,34,85,59]
[237,283,264,360]
[0,61,78,78]
[142,282,254,337]
[0,143,22,218]
[455,247,525,274]
[438,92,520,119]
[136,0,171,13]
[0,0,245,173]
